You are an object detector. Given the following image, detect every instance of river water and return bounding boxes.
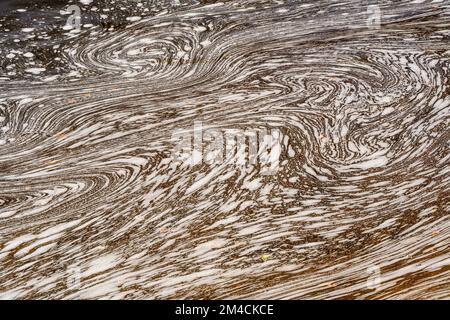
[0,0,449,299]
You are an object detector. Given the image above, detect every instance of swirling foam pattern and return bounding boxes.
[0,0,449,299]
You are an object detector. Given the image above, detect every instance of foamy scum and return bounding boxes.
[0,0,449,299]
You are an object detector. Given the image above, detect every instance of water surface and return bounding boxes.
[0,0,449,299]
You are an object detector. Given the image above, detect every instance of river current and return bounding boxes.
[0,0,449,299]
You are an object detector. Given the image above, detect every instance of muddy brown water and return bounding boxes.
[0,0,449,299]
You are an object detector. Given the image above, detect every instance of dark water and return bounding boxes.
[0,0,449,299]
